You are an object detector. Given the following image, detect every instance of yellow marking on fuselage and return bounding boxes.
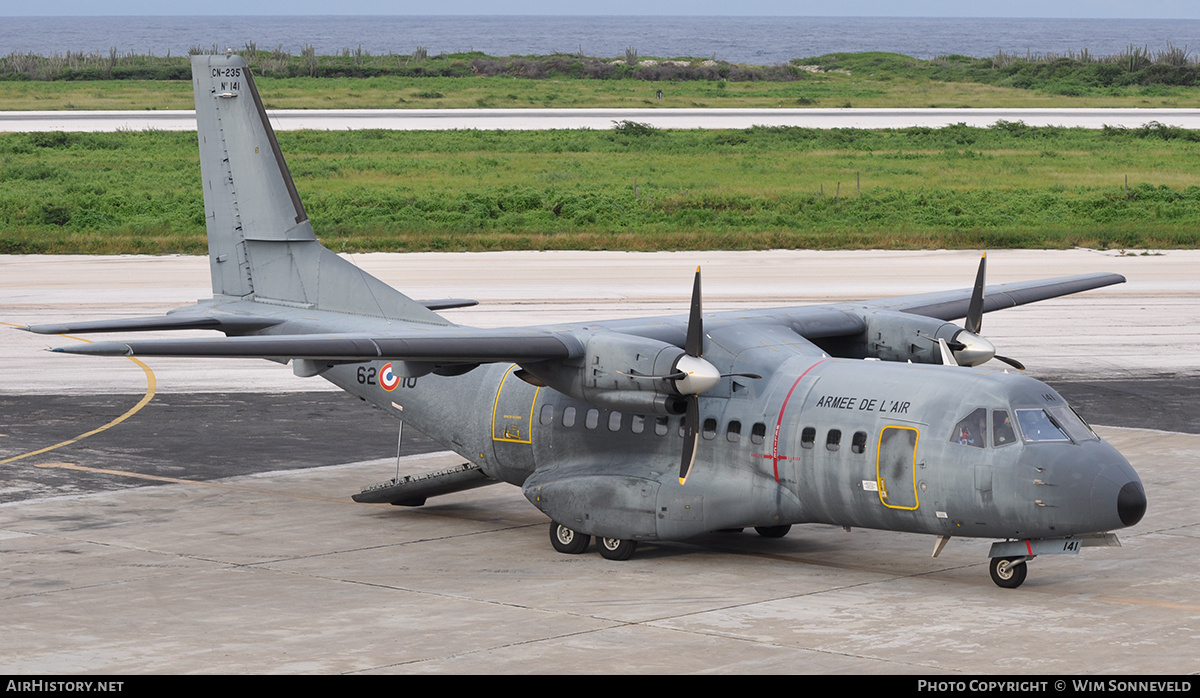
[876,425,921,510]
[491,365,538,444]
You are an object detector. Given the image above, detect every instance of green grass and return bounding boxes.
[2,124,1198,254]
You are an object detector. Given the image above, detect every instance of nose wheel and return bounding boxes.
[989,556,1029,588]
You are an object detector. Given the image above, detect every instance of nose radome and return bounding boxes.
[1117,480,1147,527]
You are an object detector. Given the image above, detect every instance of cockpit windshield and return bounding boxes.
[1015,407,1099,443]
[1047,405,1100,442]
[1015,409,1070,442]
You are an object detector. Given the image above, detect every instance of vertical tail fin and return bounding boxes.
[191,54,445,324]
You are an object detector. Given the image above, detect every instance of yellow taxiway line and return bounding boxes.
[0,325,157,466]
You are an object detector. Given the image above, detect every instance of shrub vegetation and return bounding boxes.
[1,123,1197,254]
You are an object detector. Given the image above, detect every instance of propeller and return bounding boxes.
[617,267,760,484]
[947,253,1025,371]
[679,267,705,485]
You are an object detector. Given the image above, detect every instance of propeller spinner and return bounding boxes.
[947,253,1025,370]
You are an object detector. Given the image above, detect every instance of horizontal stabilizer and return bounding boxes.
[418,298,478,311]
[353,461,496,506]
[52,330,580,364]
[25,301,471,336]
[23,314,282,336]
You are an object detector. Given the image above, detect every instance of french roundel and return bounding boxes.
[380,362,400,391]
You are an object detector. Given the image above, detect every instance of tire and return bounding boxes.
[754,525,792,538]
[989,556,1028,589]
[549,522,590,554]
[597,537,637,561]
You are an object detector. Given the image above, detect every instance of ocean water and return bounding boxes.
[2,15,1199,64]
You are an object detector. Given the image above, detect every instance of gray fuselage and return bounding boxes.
[325,349,1142,544]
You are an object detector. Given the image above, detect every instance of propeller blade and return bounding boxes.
[679,396,699,484]
[620,369,760,383]
[686,267,703,357]
[994,355,1026,371]
[937,338,959,366]
[965,252,986,334]
[618,370,688,381]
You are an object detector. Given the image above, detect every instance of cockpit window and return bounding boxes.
[992,410,1017,447]
[951,407,988,449]
[1015,409,1070,443]
[1047,405,1100,442]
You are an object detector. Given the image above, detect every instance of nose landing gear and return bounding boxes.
[989,556,1029,589]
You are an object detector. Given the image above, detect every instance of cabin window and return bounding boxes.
[562,406,576,428]
[951,407,988,449]
[654,416,669,436]
[826,429,841,451]
[992,410,1016,447]
[726,420,741,443]
[702,418,717,440]
[751,422,766,445]
[851,431,867,454]
[608,411,622,432]
[539,404,554,426]
[801,427,816,449]
[631,415,645,434]
[585,409,599,430]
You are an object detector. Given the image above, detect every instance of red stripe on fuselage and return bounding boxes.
[770,359,827,482]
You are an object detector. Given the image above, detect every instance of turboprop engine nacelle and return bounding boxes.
[860,310,996,367]
[522,331,719,415]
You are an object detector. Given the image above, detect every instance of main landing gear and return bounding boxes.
[597,536,637,561]
[754,524,792,538]
[550,522,590,554]
[549,522,637,560]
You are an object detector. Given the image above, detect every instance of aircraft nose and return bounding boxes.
[1090,456,1146,531]
[1117,480,1147,527]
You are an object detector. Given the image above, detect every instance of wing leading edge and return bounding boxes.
[854,272,1126,321]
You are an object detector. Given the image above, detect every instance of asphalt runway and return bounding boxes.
[1,251,1198,674]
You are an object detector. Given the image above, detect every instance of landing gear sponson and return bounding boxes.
[548,522,793,560]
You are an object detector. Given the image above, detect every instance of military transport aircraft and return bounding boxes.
[25,54,1146,588]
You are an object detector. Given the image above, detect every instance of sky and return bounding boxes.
[9,1,1200,19]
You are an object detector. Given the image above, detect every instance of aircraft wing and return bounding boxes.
[849,272,1126,321]
[52,329,579,364]
[44,270,1123,374]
